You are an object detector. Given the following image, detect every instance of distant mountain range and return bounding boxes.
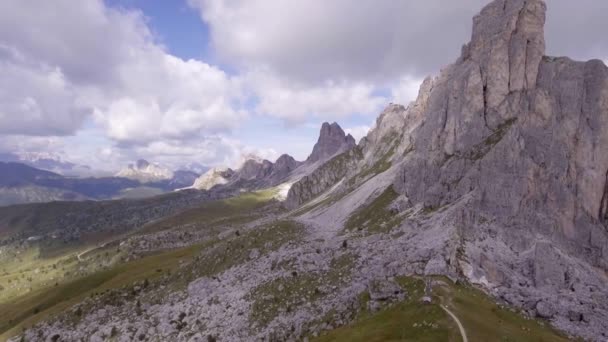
[0,159,202,206]
[0,152,95,177]
[0,122,353,207]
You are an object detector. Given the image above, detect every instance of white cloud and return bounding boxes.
[244,68,386,123]
[344,126,371,143]
[0,0,246,146]
[192,0,608,83]
[131,136,278,170]
[391,76,424,107]
[0,45,87,135]
[190,0,486,82]
[3,0,607,172]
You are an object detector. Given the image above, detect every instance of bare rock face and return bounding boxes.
[237,159,274,181]
[390,0,608,338]
[268,154,300,183]
[286,147,362,209]
[307,122,356,163]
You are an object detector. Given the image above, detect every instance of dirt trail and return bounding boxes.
[441,304,468,342]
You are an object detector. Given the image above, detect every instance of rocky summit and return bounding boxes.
[306,122,356,163]
[1,1,607,341]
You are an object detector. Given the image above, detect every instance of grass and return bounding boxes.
[315,276,572,342]
[434,279,572,342]
[179,220,305,289]
[343,186,401,234]
[465,118,517,161]
[314,277,458,342]
[0,189,285,340]
[138,189,279,234]
[0,243,202,340]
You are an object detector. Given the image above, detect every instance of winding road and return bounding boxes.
[441,304,468,342]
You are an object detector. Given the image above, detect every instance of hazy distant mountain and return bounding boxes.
[0,161,199,206]
[0,152,94,177]
[116,159,174,183]
[181,162,210,175]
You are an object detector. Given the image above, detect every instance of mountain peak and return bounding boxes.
[116,160,173,183]
[462,0,546,110]
[135,159,150,169]
[306,122,356,163]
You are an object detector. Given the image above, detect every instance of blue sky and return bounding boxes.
[105,0,211,61]
[0,0,606,174]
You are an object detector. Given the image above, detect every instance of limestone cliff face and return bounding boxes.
[285,147,362,209]
[286,0,608,338]
[386,0,608,338]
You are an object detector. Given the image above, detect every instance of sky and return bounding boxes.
[0,0,607,174]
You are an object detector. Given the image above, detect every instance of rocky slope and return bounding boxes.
[288,0,608,339]
[390,0,608,338]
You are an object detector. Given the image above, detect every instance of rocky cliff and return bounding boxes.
[306,122,356,163]
[285,0,608,338]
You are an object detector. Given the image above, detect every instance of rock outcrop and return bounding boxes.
[191,167,235,190]
[116,159,174,183]
[286,147,362,209]
[285,0,608,339]
[306,122,356,163]
[384,0,608,338]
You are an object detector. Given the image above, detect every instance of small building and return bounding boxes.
[422,296,432,304]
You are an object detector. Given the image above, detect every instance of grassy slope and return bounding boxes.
[0,190,280,341]
[435,280,572,342]
[0,244,203,340]
[138,189,279,234]
[315,277,571,342]
[343,185,401,235]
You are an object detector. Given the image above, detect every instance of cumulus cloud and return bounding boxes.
[243,69,386,124]
[190,0,485,83]
[192,0,608,83]
[344,126,371,143]
[391,76,424,107]
[130,136,278,170]
[0,0,245,145]
[97,54,246,145]
[0,45,88,135]
[2,0,607,171]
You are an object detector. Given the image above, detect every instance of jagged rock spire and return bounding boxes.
[462,0,546,110]
[306,122,356,163]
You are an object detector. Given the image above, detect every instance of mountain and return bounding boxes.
[0,152,95,177]
[187,123,352,193]
[116,159,174,183]
[181,162,210,175]
[0,161,200,206]
[165,170,200,189]
[3,1,608,341]
[306,122,356,163]
[190,167,235,190]
[286,0,608,338]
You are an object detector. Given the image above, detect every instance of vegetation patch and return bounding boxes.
[187,221,304,282]
[465,118,517,161]
[433,278,572,342]
[314,276,570,342]
[314,277,456,342]
[249,253,355,327]
[343,186,401,235]
[140,189,280,234]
